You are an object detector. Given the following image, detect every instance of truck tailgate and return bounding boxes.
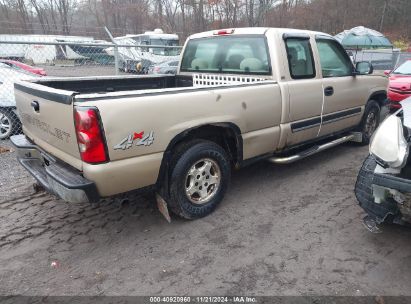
[14,81,82,169]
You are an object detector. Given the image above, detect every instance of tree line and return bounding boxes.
[0,0,410,42]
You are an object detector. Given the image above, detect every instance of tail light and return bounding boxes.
[74,107,108,164]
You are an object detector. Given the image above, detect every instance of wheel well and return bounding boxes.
[170,124,242,166]
[156,124,243,193]
[369,91,387,108]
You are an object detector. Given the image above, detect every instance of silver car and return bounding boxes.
[0,63,38,139]
[148,60,179,74]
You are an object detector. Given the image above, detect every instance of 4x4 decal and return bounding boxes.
[114,131,154,150]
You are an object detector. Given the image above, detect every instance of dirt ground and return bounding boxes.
[1,139,411,296]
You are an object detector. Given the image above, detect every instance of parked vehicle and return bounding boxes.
[355,97,411,230]
[0,59,47,76]
[11,28,387,219]
[109,29,180,74]
[0,34,101,64]
[0,64,38,139]
[385,60,411,110]
[148,60,179,74]
[116,53,143,74]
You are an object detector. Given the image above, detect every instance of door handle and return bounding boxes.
[31,100,40,112]
[324,86,334,96]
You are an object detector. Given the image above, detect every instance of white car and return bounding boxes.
[0,63,38,139]
[355,97,411,230]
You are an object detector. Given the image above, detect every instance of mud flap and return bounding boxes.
[156,193,171,223]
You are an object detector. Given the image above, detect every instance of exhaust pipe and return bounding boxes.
[268,134,355,165]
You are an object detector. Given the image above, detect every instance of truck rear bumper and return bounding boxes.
[10,134,99,203]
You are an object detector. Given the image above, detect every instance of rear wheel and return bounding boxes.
[167,140,231,219]
[0,109,20,140]
[358,100,380,145]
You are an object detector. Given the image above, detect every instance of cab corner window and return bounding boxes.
[316,39,353,77]
[285,38,315,79]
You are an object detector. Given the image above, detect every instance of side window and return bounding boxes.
[316,39,353,77]
[285,38,315,79]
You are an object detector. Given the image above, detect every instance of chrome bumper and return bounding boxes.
[10,134,99,203]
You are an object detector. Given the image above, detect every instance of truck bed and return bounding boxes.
[22,75,193,95]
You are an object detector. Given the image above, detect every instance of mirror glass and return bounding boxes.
[356,62,373,75]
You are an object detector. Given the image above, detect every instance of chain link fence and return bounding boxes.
[1,38,411,141]
[350,49,411,73]
[0,39,182,140]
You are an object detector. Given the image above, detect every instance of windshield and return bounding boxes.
[150,38,180,56]
[393,61,411,75]
[180,36,271,75]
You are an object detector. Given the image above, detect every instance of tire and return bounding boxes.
[357,100,380,145]
[167,140,231,219]
[0,108,21,140]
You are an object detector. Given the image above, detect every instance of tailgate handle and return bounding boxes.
[31,101,40,112]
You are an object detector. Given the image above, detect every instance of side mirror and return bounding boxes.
[355,61,373,75]
[384,70,391,76]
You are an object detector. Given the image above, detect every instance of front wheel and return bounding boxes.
[358,100,380,145]
[0,108,21,140]
[168,140,231,219]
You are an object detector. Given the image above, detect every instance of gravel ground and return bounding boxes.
[0,140,34,201]
[1,140,411,296]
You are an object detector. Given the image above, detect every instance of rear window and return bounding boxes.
[180,36,271,75]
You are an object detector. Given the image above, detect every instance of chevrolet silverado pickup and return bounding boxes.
[11,28,388,219]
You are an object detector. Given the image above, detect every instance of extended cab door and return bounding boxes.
[283,35,324,146]
[315,36,367,137]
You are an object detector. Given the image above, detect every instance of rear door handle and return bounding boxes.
[31,100,40,112]
[324,86,334,96]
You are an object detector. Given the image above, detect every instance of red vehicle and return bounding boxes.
[385,60,411,109]
[0,59,46,76]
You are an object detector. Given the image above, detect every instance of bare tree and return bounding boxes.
[1,0,411,41]
[30,0,52,34]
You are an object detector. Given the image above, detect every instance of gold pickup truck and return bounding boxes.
[11,28,388,219]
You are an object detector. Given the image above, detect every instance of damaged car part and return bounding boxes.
[355,97,411,226]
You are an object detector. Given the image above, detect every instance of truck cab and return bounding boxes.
[178,28,387,148]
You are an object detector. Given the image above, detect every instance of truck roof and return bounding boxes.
[189,27,333,39]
